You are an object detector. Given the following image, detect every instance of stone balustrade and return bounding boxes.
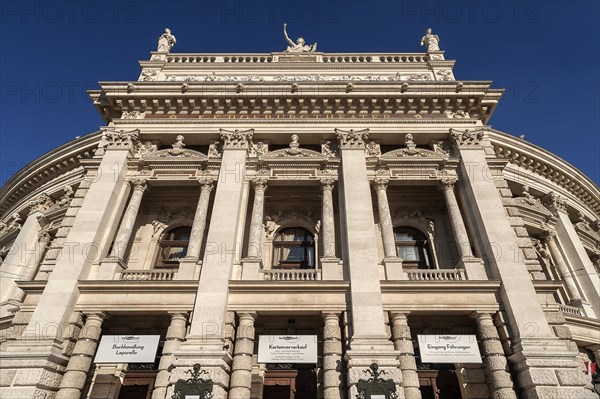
[405,268,466,281]
[262,269,320,281]
[163,53,429,64]
[120,270,176,281]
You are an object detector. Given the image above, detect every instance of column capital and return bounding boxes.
[321,311,341,320]
[542,191,568,214]
[28,193,56,216]
[83,311,109,322]
[334,128,370,149]
[198,177,214,192]
[449,128,487,149]
[130,178,148,192]
[219,128,255,149]
[237,312,258,322]
[437,177,457,191]
[251,178,268,191]
[540,230,557,242]
[97,128,140,152]
[167,311,189,320]
[372,177,389,191]
[389,311,409,322]
[469,311,492,321]
[38,231,52,244]
[320,178,336,191]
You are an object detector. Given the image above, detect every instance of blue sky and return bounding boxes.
[1,0,599,185]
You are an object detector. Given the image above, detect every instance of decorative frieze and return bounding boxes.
[334,128,370,149]
[163,73,434,83]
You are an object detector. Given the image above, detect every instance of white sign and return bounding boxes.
[94,335,160,363]
[258,335,318,363]
[417,334,482,364]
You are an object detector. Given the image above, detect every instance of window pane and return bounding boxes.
[399,245,419,261]
[167,246,187,260]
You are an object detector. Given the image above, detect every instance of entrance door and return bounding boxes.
[263,370,317,399]
[263,385,292,399]
[118,384,149,399]
[418,370,462,399]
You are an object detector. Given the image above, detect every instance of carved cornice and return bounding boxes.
[489,131,600,216]
[449,128,487,148]
[334,128,370,149]
[219,128,255,149]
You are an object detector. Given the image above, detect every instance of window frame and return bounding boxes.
[155,226,192,268]
[394,226,433,269]
[272,227,316,269]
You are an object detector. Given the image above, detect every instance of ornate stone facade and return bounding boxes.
[1,28,598,399]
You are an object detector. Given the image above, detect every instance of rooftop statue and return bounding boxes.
[157,28,176,53]
[283,23,317,53]
[420,28,440,52]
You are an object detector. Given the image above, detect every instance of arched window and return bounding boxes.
[156,226,191,268]
[394,226,433,269]
[273,227,315,269]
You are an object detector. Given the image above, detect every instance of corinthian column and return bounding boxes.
[247,179,268,258]
[56,313,107,399]
[187,179,214,259]
[152,312,188,399]
[373,178,395,258]
[178,179,213,280]
[438,178,486,279]
[390,312,420,399]
[229,312,257,399]
[373,178,403,280]
[471,312,516,399]
[542,231,583,305]
[242,179,267,280]
[320,178,341,280]
[109,178,148,259]
[322,312,343,399]
[11,232,52,303]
